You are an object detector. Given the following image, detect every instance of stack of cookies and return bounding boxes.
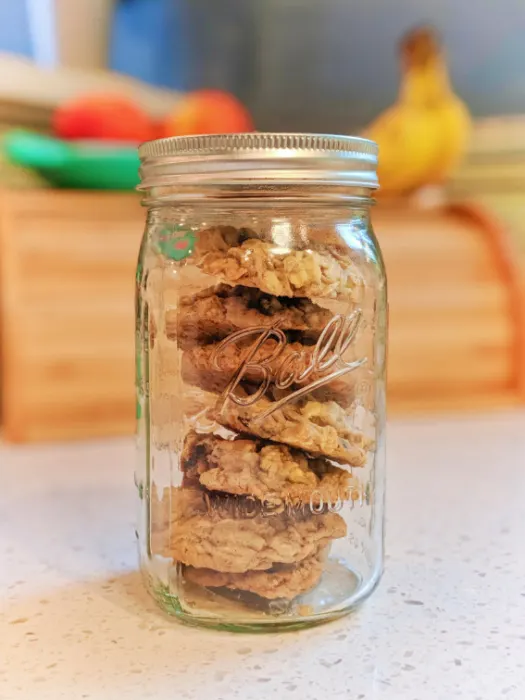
[151,226,374,602]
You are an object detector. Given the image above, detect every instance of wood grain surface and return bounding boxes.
[0,191,523,441]
[375,200,525,414]
[0,190,143,441]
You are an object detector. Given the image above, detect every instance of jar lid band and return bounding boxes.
[138,132,378,190]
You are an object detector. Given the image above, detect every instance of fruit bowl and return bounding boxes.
[3,130,140,190]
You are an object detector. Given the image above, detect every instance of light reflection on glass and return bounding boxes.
[337,220,377,264]
[270,220,293,254]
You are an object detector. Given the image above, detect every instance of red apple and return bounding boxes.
[162,89,254,137]
[54,94,155,143]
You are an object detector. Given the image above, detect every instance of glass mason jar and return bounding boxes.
[135,133,386,631]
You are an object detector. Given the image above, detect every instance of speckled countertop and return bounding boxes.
[2,412,525,700]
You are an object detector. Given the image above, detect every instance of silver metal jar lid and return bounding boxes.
[138,133,378,189]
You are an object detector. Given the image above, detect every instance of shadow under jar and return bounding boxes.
[135,133,386,631]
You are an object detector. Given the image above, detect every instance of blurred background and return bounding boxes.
[0,0,524,442]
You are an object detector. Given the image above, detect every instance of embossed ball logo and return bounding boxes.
[213,310,366,419]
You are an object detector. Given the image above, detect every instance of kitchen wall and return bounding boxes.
[108,0,525,132]
[2,0,525,132]
[251,0,525,131]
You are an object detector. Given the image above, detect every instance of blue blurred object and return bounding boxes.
[109,0,257,103]
[109,0,189,90]
[0,0,33,58]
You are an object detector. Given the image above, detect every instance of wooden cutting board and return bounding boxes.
[374,200,525,413]
[0,190,523,442]
[0,189,143,441]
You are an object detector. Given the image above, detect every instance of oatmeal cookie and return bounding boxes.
[153,488,346,573]
[183,552,325,600]
[169,284,333,349]
[182,431,351,504]
[214,391,370,466]
[193,226,362,300]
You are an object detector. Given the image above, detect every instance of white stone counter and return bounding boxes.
[2,412,525,699]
